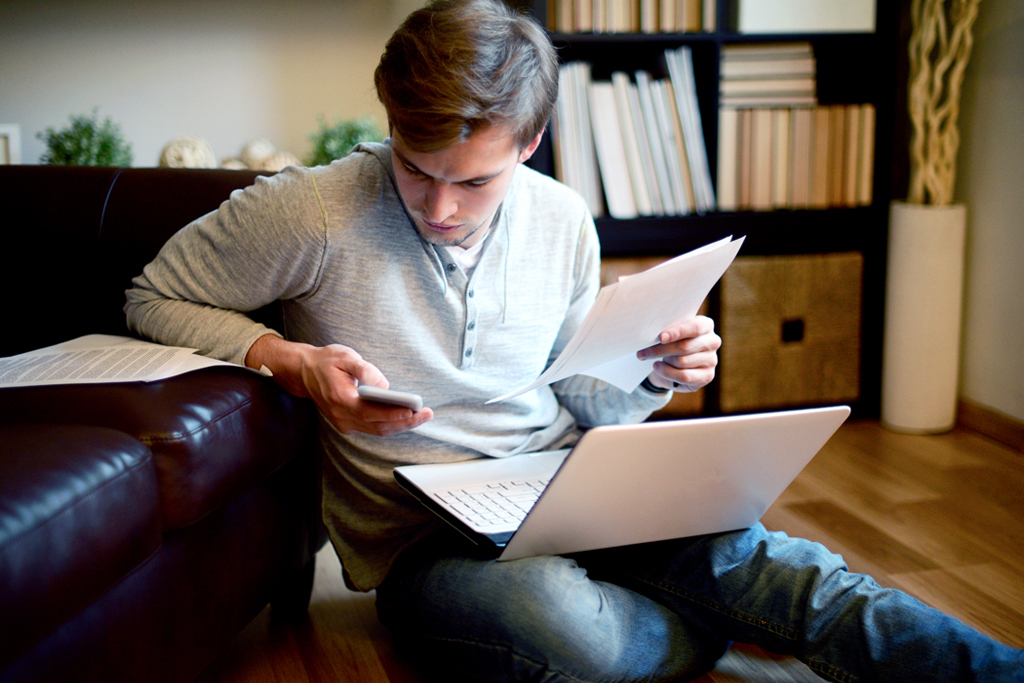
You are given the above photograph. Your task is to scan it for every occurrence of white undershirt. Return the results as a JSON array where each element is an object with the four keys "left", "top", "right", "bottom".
[{"left": 443, "top": 234, "right": 487, "bottom": 277}]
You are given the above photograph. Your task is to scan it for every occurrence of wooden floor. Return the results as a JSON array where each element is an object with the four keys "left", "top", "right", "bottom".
[{"left": 197, "top": 420, "right": 1024, "bottom": 683}]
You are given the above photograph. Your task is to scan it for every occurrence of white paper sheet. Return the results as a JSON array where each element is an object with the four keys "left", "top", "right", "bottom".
[
  {"left": 0, "top": 334, "right": 237, "bottom": 387},
  {"left": 489, "top": 236, "right": 744, "bottom": 403}
]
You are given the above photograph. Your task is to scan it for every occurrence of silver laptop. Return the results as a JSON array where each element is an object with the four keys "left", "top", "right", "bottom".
[{"left": 394, "top": 405, "right": 850, "bottom": 561}]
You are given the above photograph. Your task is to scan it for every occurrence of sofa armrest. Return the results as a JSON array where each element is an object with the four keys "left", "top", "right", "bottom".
[
  {"left": 0, "top": 425, "right": 161, "bottom": 670},
  {"left": 0, "top": 367, "right": 319, "bottom": 531}
]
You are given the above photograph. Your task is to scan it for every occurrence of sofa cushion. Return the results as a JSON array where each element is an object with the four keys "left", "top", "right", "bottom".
[
  {"left": 0, "top": 424, "right": 161, "bottom": 670},
  {"left": 0, "top": 367, "right": 318, "bottom": 531}
]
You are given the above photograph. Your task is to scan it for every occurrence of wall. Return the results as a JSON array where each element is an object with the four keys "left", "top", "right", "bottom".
[
  {"left": 0, "top": 0, "right": 421, "bottom": 167},
  {"left": 957, "top": 0, "right": 1024, "bottom": 423}
]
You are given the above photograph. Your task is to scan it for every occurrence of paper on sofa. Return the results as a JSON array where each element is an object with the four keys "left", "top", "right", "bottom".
[{"left": 0, "top": 334, "right": 236, "bottom": 387}]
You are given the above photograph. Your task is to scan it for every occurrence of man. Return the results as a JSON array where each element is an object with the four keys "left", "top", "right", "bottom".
[{"left": 126, "top": 0, "right": 1022, "bottom": 680}]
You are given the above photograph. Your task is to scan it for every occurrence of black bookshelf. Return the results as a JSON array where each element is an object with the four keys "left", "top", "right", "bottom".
[{"left": 509, "top": 0, "right": 901, "bottom": 419}]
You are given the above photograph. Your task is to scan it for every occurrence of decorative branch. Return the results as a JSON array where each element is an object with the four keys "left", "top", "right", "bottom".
[{"left": 907, "top": 0, "right": 980, "bottom": 205}]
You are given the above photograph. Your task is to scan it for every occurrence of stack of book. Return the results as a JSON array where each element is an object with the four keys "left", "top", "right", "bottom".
[
  {"left": 548, "top": 0, "right": 715, "bottom": 34},
  {"left": 716, "top": 42, "right": 875, "bottom": 211},
  {"left": 552, "top": 47, "right": 716, "bottom": 219},
  {"left": 719, "top": 42, "right": 817, "bottom": 108},
  {"left": 717, "top": 104, "right": 876, "bottom": 211}
]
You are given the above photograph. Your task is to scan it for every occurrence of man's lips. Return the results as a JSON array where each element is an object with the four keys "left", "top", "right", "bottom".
[{"left": 423, "top": 219, "right": 462, "bottom": 232}]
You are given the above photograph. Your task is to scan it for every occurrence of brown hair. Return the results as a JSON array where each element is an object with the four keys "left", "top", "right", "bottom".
[{"left": 374, "top": 0, "right": 558, "bottom": 152}]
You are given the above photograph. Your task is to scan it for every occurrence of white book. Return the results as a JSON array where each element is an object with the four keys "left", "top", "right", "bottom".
[
  {"left": 635, "top": 70, "right": 678, "bottom": 214},
  {"left": 588, "top": 81, "right": 639, "bottom": 219},
  {"left": 571, "top": 63, "right": 605, "bottom": 216},
  {"left": 666, "top": 46, "right": 715, "bottom": 212},
  {"left": 553, "top": 66, "right": 577, "bottom": 198},
  {"left": 664, "top": 79, "right": 697, "bottom": 212},
  {"left": 627, "top": 80, "right": 665, "bottom": 215},
  {"left": 612, "top": 72, "right": 654, "bottom": 215},
  {"left": 652, "top": 79, "right": 691, "bottom": 214}
]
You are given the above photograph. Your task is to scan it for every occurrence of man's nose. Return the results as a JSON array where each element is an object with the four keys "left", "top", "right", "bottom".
[{"left": 424, "top": 181, "right": 457, "bottom": 222}]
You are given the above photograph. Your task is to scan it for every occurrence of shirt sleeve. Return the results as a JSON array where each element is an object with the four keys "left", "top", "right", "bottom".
[{"left": 124, "top": 166, "right": 329, "bottom": 365}]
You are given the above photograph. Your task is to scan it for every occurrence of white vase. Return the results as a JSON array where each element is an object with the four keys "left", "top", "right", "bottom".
[{"left": 881, "top": 201, "right": 967, "bottom": 433}]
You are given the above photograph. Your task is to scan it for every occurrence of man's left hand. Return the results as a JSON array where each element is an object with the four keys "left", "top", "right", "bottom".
[{"left": 637, "top": 316, "right": 721, "bottom": 392}]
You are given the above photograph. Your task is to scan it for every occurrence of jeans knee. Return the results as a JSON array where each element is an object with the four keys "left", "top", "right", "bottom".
[{"left": 380, "top": 553, "right": 723, "bottom": 682}]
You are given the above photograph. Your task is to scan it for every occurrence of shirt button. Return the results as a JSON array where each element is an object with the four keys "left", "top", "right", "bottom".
[
  {"left": 446, "top": 263, "right": 457, "bottom": 272},
  {"left": 465, "top": 349, "right": 473, "bottom": 358},
  {"left": 467, "top": 321, "right": 476, "bottom": 331},
  {"left": 468, "top": 289, "right": 475, "bottom": 298}
]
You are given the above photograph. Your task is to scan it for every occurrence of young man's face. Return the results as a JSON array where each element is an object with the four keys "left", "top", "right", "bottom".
[{"left": 391, "top": 126, "right": 541, "bottom": 249}]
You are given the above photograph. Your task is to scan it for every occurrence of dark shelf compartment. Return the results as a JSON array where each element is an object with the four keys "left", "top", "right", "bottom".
[{"left": 594, "top": 206, "right": 886, "bottom": 257}]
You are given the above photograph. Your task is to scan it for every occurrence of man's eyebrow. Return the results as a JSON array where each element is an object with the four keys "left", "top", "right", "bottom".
[{"left": 394, "top": 147, "right": 504, "bottom": 184}]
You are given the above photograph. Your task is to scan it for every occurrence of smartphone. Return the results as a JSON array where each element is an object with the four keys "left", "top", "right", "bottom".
[{"left": 357, "top": 385, "right": 424, "bottom": 412}]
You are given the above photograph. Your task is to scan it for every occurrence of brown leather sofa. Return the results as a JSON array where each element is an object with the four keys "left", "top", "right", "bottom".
[{"left": 0, "top": 166, "right": 327, "bottom": 683}]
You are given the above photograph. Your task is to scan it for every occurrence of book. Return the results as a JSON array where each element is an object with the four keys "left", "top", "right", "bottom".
[
  {"left": 720, "top": 42, "right": 817, "bottom": 108},
  {"left": 843, "top": 103, "right": 861, "bottom": 207},
  {"left": 828, "top": 105, "right": 846, "bottom": 207},
  {"left": 857, "top": 104, "right": 876, "bottom": 206},
  {"left": 750, "top": 108, "right": 773, "bottom": 211},
  {"left": 811, "top": 105, "right": 831, "bottom": 209},
  {"left": 653, "top": 78, "right": 692, "bottom": 214},
  {"left": 716, "top": 107, "right": 740, "bottom": 211},
  {"left": 635, "top": 70, "right": 678, "bottom": 214},
  {"left": 789, "top": 106, "right": 814, "bottom": 208},
  {"left": 664, "top": 79, "right": 697, "bottom": 212},
  {"left": 666, "top": 46, "right": 716, "bottom": 212},
  {"left": 611, "top": 72, "right": 654, "bottom": 215},
  {"left": 627, "top": 79, "right": 665, "bottom": 214},
  {"left": 713, "top": 103, "right": 875, "bottom": 213},
  {"left": 588, "top": 81, "right": 639, "bottom": 218},
  {"left": 553, "top": 62, "right": 604, "bottom": 216},
  {"left": 771, "top": 108, "right": 791, "bottom": 208},
  {"left": 732, "top": 0, "right": 876, "bottom": 34}
]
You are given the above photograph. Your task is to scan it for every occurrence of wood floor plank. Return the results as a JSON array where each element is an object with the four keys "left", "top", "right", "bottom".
[{"left": 888, "top": 567, "right": 1024, "bottom": 648}]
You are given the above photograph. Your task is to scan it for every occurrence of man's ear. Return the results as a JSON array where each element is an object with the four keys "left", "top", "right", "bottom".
[{"left": 518, "top": 131, "right": 544, "bottom": 163}]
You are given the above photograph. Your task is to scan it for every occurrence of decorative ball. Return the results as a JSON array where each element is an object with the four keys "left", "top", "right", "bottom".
[
  {"left": 240, "top": 138, "right": 278, "bottom": 169},
  {"left": 253, "top": 151, "right": 301, "bottom": 172},
  {"left": 159, "top": 136, "right": 217, "bottom": 168}
]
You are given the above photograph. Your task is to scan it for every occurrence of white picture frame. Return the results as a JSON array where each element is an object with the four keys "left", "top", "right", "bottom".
[{"left": 1, "top": 124, "right": 22, "bottom": 164}]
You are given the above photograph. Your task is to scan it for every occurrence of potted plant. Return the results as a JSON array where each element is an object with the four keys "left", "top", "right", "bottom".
[
  {"left": 37, "top": 108, "right": 133, "bottom": 166},
  {"left": 305, "top": 116, "right": 383, "bottom": 167},
  {"left": 882, "top": 0, "right": 981, "bottom": 433}
]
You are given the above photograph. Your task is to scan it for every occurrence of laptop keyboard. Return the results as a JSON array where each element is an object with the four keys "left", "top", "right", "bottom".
[{"left": 435, "top": 478, "right": 551, "bottom": 530}]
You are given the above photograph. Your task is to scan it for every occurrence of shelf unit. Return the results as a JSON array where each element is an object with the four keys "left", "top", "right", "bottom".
[{"left": 507, "top": 0, "right": 901, "bottom": 418}]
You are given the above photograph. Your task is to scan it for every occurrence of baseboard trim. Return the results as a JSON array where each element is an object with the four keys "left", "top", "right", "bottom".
[{"left": 958, "top": 399, "right": 1024, "bottom": 454}]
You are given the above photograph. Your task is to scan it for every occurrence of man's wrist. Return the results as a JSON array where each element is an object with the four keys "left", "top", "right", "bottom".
[{"left": 640, "top": 377, "right": 669, "bottom": 394}]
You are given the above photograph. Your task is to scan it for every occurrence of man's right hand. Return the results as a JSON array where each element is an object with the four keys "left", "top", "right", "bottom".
[{"left": 245, "top": 334, "right": 433, "bottom": 436}]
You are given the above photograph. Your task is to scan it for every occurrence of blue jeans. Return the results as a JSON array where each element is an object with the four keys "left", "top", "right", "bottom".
[{"left": 376, "top": 524, "right": 1022, "bottom": 682}]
